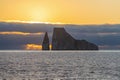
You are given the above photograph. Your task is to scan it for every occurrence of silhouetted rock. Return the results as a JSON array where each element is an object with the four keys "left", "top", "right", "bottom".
[
  {"left": 42, "top": 32, "right": 49, "bottom": 50},
  {"left": 75, "top": 40, "right": 98, "bottom": 50},
  {"left": 52, "top": 28, "right": 98, "bottom": 50},
  {"left": 52, "top": 28, "right": 75, "bottom": 50}
]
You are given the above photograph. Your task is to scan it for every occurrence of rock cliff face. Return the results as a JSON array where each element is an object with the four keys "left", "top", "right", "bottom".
[
  {"left": 42, "top": 32, "right": 49, "bottom": 50},
  {"left": 52, "top": 28, "right": 75, "bottom": 50},
  {"left": 52, "top": 28, "right": 98, "bottom": 50}
]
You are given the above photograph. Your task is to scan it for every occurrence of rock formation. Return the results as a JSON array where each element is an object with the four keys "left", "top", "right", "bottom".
[
  {"left": 42, "top": 32, "right": 50, "bottom": 50},
  {"left": 52, "top": 28, "right": 76, "bottom": 50},
  {"left": 52, "top": 28, "right": 98, "bottom": 50}
]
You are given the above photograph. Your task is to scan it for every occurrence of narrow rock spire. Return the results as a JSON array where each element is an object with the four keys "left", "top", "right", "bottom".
[{"left": 42, "top": 32, "right": 49, "bottom": 50}]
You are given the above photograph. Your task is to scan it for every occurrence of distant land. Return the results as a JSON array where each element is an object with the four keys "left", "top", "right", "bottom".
[{"left": 0, "top": 22, "right": 120, "bottom": 50}]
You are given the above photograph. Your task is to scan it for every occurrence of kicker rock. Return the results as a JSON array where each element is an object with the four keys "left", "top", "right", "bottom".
[{"left": 52, "top": 28, "right": 98, "bottom": 50}]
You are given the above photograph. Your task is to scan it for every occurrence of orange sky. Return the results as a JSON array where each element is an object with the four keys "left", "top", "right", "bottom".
[{"left": 1, "top": 0, "right": 120, "bottom": 24}]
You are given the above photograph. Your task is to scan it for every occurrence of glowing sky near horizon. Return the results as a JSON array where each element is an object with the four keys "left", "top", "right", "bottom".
[{"left": 0, "top": 0, "right": 120, "bottom": 24}]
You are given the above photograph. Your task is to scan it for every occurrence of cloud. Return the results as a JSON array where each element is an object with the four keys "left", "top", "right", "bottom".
[
  {"left": 65, "top": 25, "right": 120, "bottom": 47},
  {"left": 69, "top": 32, "right": 120, "bottom": 37},
  {"left": 96, "top": 32, "right": 119, "bottom": 36},
  {"left": 0, "top": 31, "right": 43, "bottom": 35},
  {"left": 0, "top": 22, "right": 54, "bottom": 33},
  {"left": 0, "top": 34, "right": 44, "bottom": 50}
]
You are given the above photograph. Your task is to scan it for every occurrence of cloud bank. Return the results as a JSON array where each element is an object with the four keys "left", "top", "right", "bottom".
[{"left": 0, "top": 22, "right": 120, "bottom": 50}]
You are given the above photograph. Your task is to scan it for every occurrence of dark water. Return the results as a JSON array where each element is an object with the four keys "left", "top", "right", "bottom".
[{"left": 0, "top": 51, "right": 120, "bottom": 80}]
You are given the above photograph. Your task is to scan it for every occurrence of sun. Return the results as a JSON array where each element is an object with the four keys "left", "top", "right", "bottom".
[{"left": 28, "top": 7, "right": 49, "bottom": 22}]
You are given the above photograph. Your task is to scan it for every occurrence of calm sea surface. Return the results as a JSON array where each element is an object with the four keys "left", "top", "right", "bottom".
[{"left": 0, "top": 51, "right": 120, "bottom": 80}]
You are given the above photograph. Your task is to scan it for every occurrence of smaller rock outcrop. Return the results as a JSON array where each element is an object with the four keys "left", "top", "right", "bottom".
[{"left": 42, "top": 32, "right": 49, "bottom": 50}]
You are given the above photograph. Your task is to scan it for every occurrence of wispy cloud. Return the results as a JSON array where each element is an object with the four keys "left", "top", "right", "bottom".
[
  {"left": 97, "top": 32, "right": 119, "bottom": 36},
  {"left": 72, "top": 32, "right": 120, "bottom": 36},
  {"left": 0, "top": 31, "right": 43, "bottom": 35}
]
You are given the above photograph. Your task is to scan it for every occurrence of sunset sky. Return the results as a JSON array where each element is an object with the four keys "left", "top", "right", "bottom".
[{"left": 1, "top": 0, "right": 120, "bottom": 24}]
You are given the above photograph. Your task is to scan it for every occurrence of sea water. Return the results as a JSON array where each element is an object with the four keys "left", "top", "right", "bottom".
[{"left": 0, "top": 51, "right": 120, "bottom": 80}]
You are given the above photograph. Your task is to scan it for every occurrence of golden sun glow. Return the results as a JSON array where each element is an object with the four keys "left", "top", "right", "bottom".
[
  {"left": 49, "top": 44, "right": 52, "bottom": 50},
  {"left": 1, "top": 0, "right": 120, "bottom": 24},
  {"left": 28, "top": 8, "right": 49, "bottom": 22},
  {"left": 25, "top": 44, "right": 42, "bottom": 50},
  {"left": 3, "top": 20, "right": 64, "bottom": 24},
  {"left": 25, "top": 44, "right": 52, "bottom": 50}
]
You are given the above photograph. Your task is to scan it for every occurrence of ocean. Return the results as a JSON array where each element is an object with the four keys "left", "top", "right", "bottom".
[{"left": 0, "top": 51, "right": 120, "bottom": 80}]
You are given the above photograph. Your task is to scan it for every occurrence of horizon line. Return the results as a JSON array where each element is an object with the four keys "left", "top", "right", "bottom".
[{"left": 0, "top": 20, "right": 120, "bottom": 25}]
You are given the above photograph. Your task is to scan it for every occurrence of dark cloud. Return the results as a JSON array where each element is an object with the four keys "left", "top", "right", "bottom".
[
  {"left": 0, "top": 22, "right": 54, "bottom": 32},
  {"left": 65, "top": 25, "right": 120, "bottom": 50},
  {"left": 0, "top": 34, "right": 44, "bottom": 50},
  {"left": 0, "top": 22, "right": 120, "bottom": 50}
]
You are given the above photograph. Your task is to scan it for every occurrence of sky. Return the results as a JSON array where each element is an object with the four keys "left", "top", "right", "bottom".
[
  {"left": 1, "top": 0, "right": 120, "bottom": 24},
  {"left": 0, "top": 0, "right": 120, "bottom": 50}
]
